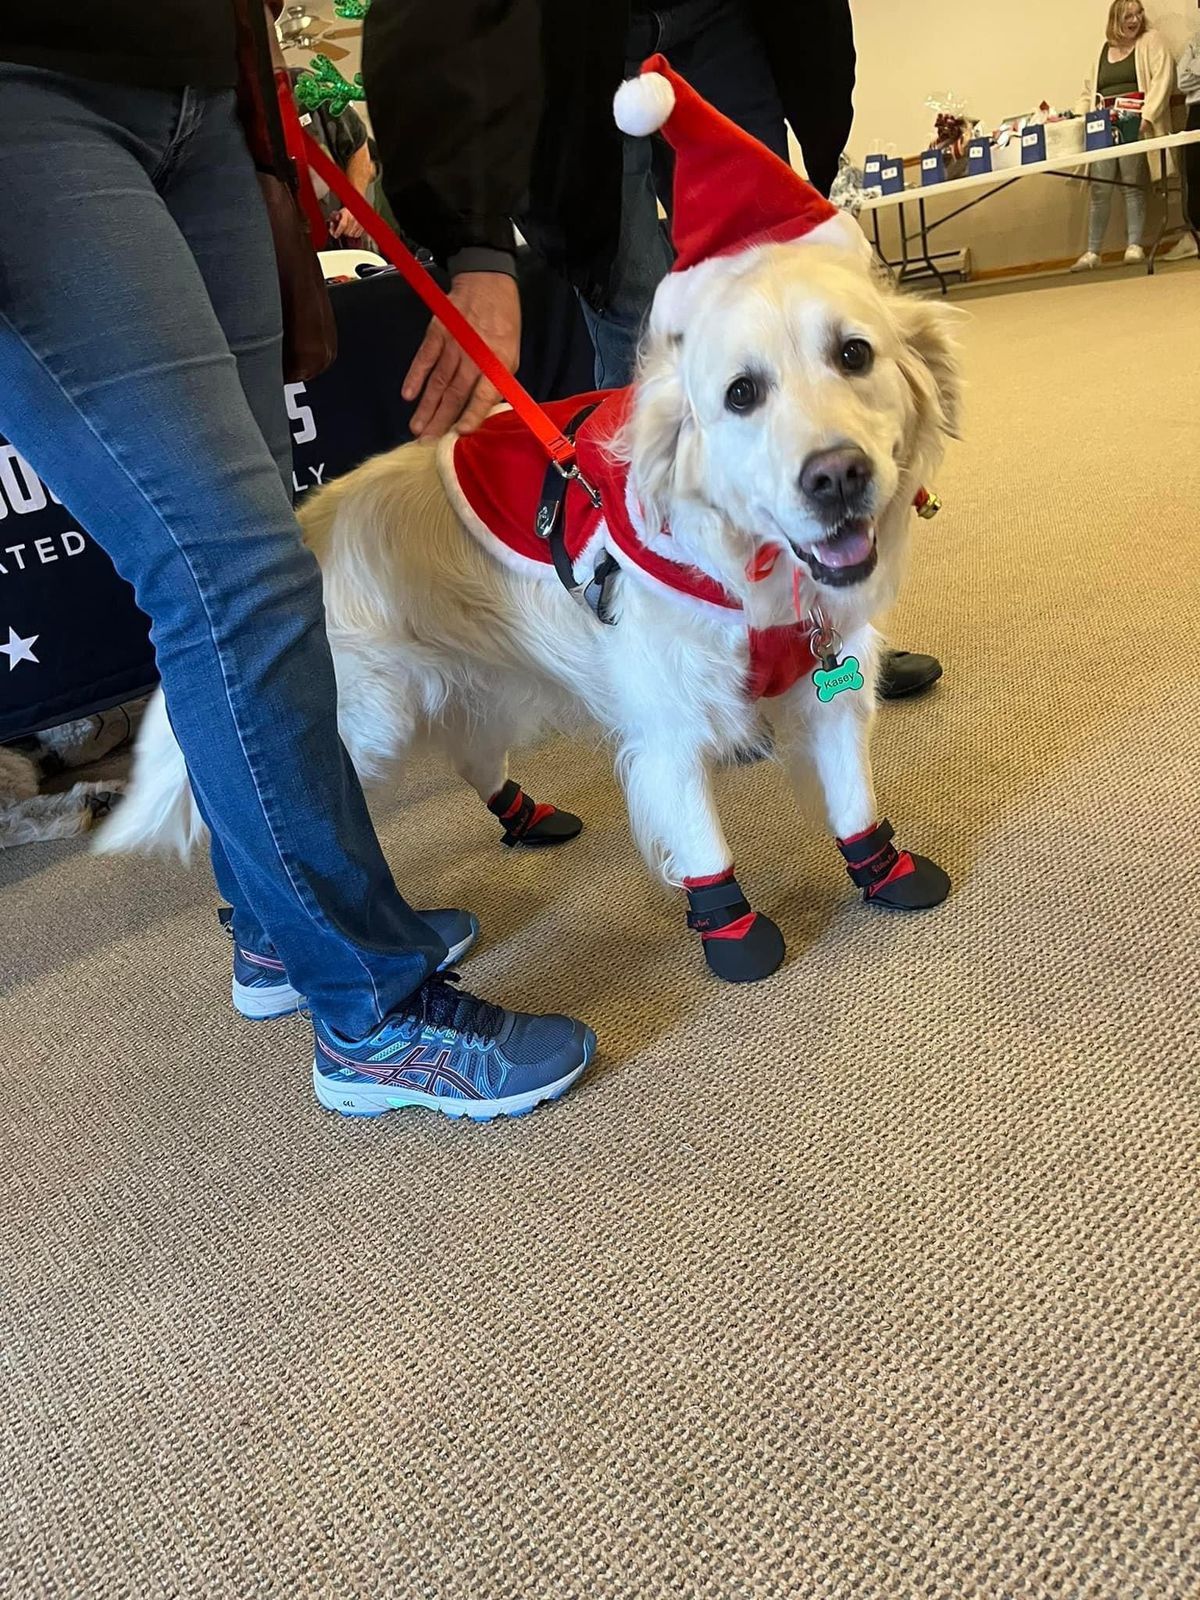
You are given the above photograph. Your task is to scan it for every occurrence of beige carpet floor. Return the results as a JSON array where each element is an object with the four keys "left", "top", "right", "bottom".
[{"left": 3, "top": 268, "right": 1199, "bottom": 1599}]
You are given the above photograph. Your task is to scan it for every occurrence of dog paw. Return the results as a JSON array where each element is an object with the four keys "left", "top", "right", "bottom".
[
  {"left": 865, "top": 852, "right": 950, "bottom": 910},
  {"left": 700, "top": 912, "right": 786, "bottom": 983}
]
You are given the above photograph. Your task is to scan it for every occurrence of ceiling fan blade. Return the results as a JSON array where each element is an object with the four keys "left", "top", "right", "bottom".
[
  {"left": 317, "top": 41, "right": 350, "bottom": 60},
  {"left": 324, "top": 27, "right": 362, "bottom": 38}
]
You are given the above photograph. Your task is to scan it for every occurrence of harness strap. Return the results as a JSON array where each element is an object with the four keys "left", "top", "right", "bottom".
[
  {"left": 837, "top": 818, "right": 901, "bottom": 889},
  {"left": 583, "top": 553, "right": 621, "bottom": 625},
  {"left": 536, "top": 402, "right": 602, "bottom": 594},
  {"left": 685, "top": 876, "right": 753, "bottom": 933}
]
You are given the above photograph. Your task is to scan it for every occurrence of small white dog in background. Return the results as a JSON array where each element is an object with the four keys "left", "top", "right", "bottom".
[{"left": 102, "top": 236, "right": 960, "bottom": 983}]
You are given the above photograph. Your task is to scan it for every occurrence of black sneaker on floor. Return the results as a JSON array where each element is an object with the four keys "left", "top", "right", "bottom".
[{"left": 877, "top": 648, "right": 943, "bottom": 701}]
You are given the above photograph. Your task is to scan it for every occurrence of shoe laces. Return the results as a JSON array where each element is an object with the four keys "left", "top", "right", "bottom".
[{"left": 410, "top": 972, "right": 505, "bottom": 1047}]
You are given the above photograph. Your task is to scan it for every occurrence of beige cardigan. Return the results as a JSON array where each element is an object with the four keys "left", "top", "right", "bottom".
[{"left": 1075, "top": 28, "right": 1176, "bottom": 137}]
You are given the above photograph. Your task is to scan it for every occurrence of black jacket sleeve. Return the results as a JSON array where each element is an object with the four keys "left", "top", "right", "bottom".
[
  {"left": 361, "top": 0, "right": 541, "bottom": 268},
  {"left": 751, "top": 0, "right": 856, "bottom": 198}
]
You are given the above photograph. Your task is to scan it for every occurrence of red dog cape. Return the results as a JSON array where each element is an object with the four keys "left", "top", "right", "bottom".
[{"left": 445, "top": 389, "right": 818, "bottom": 701}]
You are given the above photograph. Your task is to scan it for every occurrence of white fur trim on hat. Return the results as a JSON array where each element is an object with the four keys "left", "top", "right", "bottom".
[
  {"left": 806, "top": 210, "right": 873, "bottom": 260},
  {"left": 647, "top": 213, "right": 872, "bottom": 337},
  {"left": 613, "top": 71, "right": 675, "bottom": 137}
]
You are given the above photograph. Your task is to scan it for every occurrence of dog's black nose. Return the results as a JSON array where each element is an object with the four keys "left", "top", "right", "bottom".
[{"left": 799, "top": 447, "right": 874, "bottom": 510}]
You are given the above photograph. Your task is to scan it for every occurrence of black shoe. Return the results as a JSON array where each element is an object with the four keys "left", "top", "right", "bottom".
[{"left": 877, "top": 648, "right": 943, "bottom": 701}]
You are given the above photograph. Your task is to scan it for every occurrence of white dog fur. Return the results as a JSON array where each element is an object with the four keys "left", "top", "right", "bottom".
[{"left": 100, "top": 246, "right": 960, "bottom": 925}]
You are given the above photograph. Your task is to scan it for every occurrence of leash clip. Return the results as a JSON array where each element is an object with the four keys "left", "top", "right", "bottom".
[{"left": 554, "top": 459, "right": 603, "bottom": 510}]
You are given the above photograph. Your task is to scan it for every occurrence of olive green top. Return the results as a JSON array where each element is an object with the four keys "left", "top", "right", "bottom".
[{"left": 1096, "top": 46, "right": 1139, "bottom": 99}]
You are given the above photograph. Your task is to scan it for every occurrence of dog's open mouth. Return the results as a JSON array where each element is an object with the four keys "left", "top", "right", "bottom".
[{"left": 798, "top": 518, "right": 878, "bottom": 588}]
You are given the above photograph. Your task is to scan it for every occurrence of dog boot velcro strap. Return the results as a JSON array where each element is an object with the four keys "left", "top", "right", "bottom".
[
  {"left": 837, "top": 820, "right": 951, "bottom": 911},
  {"left": 684, "top": 871, "right": 786, "bottom": 983},
  {"left": 685, "top": 871, "right": 753, "bottom": 934},
  {"left": 487, "top": 779, "right": 583, "bottom": 849},
  {"left": 838, "top": 819, "right": 903, "bottom": 890}
]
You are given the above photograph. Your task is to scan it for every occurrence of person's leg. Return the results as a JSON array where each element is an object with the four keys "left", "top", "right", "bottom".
[
  {"left": 1087, "top": 158, "right": 1117, "bottom": 255},
  {"left": 658, "top": 0, "right": 789, "bottom": 161},
  {"left": 0, "top": 69, "right": 447, "bottom": 1040},
  {"left": 576, "top": 5, "right": 675, "bottom": 389},
  {"left": 1119, "top": 151, "right": 1149, "bottom": 248},
  {"left": 1187, "top": 104, "right": 1200, "bottom": 231},
  {"left": 1163, "top": 104, "right": 1200, "bottom": 259},
  {"left": 161, "top": 91, "right": 476, "bottom": 997}
]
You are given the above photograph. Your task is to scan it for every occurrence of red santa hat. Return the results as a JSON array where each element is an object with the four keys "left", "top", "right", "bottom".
[{"left": 613, "top": 53, "right": 867, "bottom": 334}]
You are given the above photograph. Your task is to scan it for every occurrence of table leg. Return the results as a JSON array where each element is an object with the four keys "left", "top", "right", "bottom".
[
  {"left": 917, "top": 198, "right": 949, "bottom": 295},
  {"left": 869, "top": 209, "right": 898, "bottom": 288},
  {"left": 895, "top": 198, "right": 912, "bottom": 286},
  {"left": 1147, "top": 149, "right": 1169, "bottom": 274}
]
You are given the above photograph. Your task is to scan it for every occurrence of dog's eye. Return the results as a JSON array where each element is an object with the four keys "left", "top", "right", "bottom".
[
  {"left": 725, "top": 375, "right": 762, "bottom": 413},
  {"left": 840, "top": 338, "right": 874, "bottom": 375}
]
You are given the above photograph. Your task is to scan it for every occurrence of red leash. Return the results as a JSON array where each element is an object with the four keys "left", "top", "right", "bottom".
[
  {"left": 275, "top": 81, "right": 940, "bottom": 541},
  {"left": 275, "top": 76, "right": 581, "bottom": 475}
]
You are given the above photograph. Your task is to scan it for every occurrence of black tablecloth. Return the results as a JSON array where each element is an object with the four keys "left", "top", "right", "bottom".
[{"left": 0, "top": 257, "right": 594, "bottom": 742}]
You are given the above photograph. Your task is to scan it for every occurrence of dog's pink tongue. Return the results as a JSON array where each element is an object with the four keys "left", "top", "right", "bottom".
[{"left": 811, "top": 525, "right": 874, "bottom": 569}]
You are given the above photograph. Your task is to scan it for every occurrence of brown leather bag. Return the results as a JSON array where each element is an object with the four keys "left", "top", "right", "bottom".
[{"left": 232, "top": 0, "right": 337, "bottom": 382}]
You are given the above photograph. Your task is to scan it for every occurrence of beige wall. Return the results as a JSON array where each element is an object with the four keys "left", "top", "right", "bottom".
[{"left": 842, "top": 0, "right": 1197, "bottom": 275}]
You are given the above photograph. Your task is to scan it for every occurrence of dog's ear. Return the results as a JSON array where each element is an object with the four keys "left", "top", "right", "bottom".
[
  {"left": 628, "top": 332, "right": 695, "bottom": 524},
  {"left": 893, "top": 298, "right": 964, "bottom": 440}
]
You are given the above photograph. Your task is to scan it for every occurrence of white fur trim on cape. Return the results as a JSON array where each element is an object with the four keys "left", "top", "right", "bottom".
[{"left": 613, "top": 72, "right": 675, "bottom": 137}]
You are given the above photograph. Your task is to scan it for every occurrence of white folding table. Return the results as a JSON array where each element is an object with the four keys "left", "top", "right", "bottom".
[{"left": 857, "top": 129, "right": 1200, "bottom": 292}]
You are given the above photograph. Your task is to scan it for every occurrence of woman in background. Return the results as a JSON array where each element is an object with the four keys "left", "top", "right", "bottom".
[{"left": 1072, "top": 0, "right": 1175, "bottom": 271}]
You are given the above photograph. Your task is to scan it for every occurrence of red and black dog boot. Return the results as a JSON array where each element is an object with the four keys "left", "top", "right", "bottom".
[
  {"left": 836, "top": 819, "right": 950, "bottom": 910},
  {"left": 487, "top": 779, "right": 584, "bottom": 849},
  {"left": 684, "top": 869, "right": 786, "bottom": 982}
]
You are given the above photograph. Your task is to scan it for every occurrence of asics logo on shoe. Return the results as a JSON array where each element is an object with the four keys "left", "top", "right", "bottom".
[
  {"left": 238, "top": 946, "right": 286, "bottom": 973},
  {"left": 317, "top": 1036, "right": 486, "bottom": 1100}
]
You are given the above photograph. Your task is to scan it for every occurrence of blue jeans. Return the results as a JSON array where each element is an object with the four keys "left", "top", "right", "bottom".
[
  {"left": 1086, "top": 150, "right": 1149, "bottom": 253},
  {"left": 583, "top": 0, "right": 788, "bottom": 386},
  {"left": 0, "top": 67, "right": 446, "bottom": 1040}
]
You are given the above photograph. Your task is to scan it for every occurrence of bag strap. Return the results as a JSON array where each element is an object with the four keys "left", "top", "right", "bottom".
[
  {"left": 276, "top": 72, "right": 336, "bottom": 249},
  {"left": 247, "top": 4, "right": 290, "bottom": 170}
]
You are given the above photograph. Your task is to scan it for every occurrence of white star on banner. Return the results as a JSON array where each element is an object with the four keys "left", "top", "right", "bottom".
[{"left": 0, "top": 628, "right": 40, "bottom": 670}]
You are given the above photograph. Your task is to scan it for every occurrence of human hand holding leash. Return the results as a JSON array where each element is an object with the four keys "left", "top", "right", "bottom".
[{"left": 402, "top": 271, "right": 521, "bottom": 439}]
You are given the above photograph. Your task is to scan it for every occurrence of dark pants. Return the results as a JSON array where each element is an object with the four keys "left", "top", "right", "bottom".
[
  {"left": 583, "top": 0, "right": 788, "bottom": 386},
  {"left": 1185, "top": 102, "right": 1200, "bottom": 231},
  {"left": 0, "top": 67, "right": 446, "bottom": 1039}
]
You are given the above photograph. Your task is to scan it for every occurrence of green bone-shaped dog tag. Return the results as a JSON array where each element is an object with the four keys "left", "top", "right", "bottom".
[{"left": 813, "top": 655, "right": 864, "bottom": 703}]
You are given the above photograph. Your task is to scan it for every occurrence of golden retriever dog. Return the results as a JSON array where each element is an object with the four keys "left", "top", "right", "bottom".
[{"left": 102, "top": 240, "right": 960, "bottom": 984}]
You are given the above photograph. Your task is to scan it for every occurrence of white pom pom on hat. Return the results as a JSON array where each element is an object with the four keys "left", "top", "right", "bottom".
[{"left": 613, "top": 71, "right": 676, "bottom": 137}]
